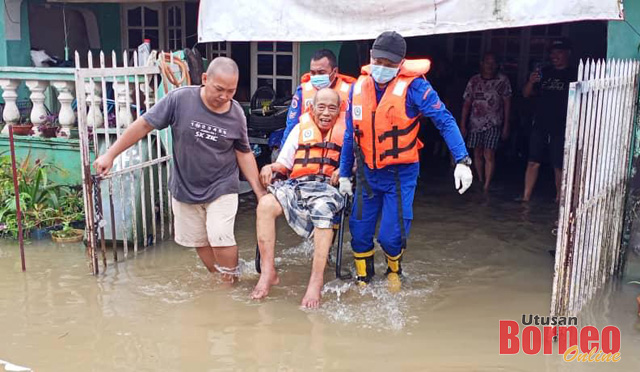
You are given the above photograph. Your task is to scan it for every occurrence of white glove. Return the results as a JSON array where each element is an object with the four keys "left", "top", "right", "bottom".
[
  {"left": 338, "top": 177, "right": 353, "bottom": 196},
  {"left": 454, "top": 164, "right": 473, "bottom": 194}
]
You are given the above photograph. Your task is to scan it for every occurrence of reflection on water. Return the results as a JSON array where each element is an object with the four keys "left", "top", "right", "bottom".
[{"left": 1, "top": 177, "right": 639, "bottom": 371}]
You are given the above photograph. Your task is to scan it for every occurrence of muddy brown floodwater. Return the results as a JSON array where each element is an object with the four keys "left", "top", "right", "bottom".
[{"left": 1, "top": 177, "right": 639, "bottom": 371}]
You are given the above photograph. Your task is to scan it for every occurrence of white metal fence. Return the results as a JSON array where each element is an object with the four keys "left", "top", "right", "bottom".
[
  {"left": 75, "top": 51, "right": 177, "bottom": 275},
  {"left": 551, "top": 59, "right": 640, "bottom": 318}
]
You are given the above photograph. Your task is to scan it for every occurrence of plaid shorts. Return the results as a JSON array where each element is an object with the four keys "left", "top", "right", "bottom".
[
  {"left": 268, "top": 176, "right": 345, "bottom": 239},
  {"left": 467, "top": 126, "right": 501, "bottom": 150}
]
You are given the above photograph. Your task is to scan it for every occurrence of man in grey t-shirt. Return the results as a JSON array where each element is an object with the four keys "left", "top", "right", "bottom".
[{"left": 94, "top": 57, "right": 266, "bottom": 282}]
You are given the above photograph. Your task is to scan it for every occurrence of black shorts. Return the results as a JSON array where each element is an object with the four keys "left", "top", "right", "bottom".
[{"left": 528, "top": 128, "right": 565, "bottom": 169}]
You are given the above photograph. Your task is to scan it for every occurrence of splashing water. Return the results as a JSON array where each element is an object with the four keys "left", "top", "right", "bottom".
[
  {"left": 318, "top": 264, "right": 435, "bottom": 331},
  {"left": 238, "top": 240, "right": 436, "bottom": 331}
]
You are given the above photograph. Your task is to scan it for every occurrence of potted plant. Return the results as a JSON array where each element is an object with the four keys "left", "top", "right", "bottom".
[
  {"left": 51, "top": 221, "right": 84, "bottom": 243},
  {"left": 27, "top": 203, "right": 58, "bottom": 239},
  {"left": 0, "top": 154, "right": 79, "bottom": 240},
  {"left": 51, "top": 188, "right": 84, "bottom": 243},
  {"left": 38, "top": 114, "right": 61, "bottom": 138},
  {"left": 11, "top": 116, "right": 34, "bottom": 136}
]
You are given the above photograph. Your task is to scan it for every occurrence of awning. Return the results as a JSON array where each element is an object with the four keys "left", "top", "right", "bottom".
[
  {"left": 198, "top": 0, "right": 623, "bottom": 42},
  {"left": 47, "top": 0, "right": 164, "bottom": 3}
]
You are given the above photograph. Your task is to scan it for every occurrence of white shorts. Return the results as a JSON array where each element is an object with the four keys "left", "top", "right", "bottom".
[{"left": 171, "top": 194, "right": 238, "bottom": 247}]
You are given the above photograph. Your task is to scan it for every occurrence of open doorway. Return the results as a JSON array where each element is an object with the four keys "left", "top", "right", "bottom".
[{"left": 404, "top": 21, "right": 608, "bottom": 202}]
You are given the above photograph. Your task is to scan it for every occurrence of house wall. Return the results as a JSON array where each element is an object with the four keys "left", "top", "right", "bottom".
[
  {"left": 0, "top": 0, "right": 122, "bottom": 68},
  {"left": 0, "top": 3, "right": 5, "bottom": 66},
  {"left": 607, "top": 0, "right": 640, "bottom": 59},
  {"left": 0, "top": 136, "right": 84, "bottom": 186},
  {"left": 0, "top": 0, "right": 31, "bottom": 67},
  {"left": 29, "top": 3, "right": 90, "bottom": 58},
  {"left": 83, "top": 3, "right": 122, "bottom": 54},
  {"left": 608, "top": 1, "right": 640, "bottom": 259},
  {"left": 298, "top": 41, "right": 342, "bottom": 76}
]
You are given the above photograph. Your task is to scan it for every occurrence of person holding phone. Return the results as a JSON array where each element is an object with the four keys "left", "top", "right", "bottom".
[{"left": 520, "top": 38, "right": 575, "bottom": 202}]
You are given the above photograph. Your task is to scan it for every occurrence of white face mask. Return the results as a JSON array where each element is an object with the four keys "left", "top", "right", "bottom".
[{"left": 370, "top": 65, "right": 399, "bottom": 84}]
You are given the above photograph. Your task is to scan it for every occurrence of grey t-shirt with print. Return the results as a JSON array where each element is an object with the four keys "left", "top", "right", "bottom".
[{"left": 143, "top": 86, "right": 251, "bottom": 204}]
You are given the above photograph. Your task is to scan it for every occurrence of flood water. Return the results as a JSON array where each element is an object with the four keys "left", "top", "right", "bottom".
[{"left": 1, "top": 174, "right": 639, "bottom": 371}]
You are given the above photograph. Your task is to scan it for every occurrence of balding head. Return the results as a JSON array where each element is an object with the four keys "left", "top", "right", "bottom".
[
  {"left": 313, "top": 88, "right": 340, "bottom": 108},
  {"left": 201, "top": 57, "right": 239, "bottom": 110},
  {"left": 206, "top": 56, "right": 239, "bottom": 78},
  {"left": 311, "top": 88, "right": 341, "bottom": 133}
]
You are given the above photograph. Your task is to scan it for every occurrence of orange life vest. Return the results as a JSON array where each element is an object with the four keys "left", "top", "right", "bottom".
[
  {"left": 299, "top": 73, "right": 355, "bottom": 113},
  {"left": 290, "top": 113, "right": 345, "bottom": 179},
  {"left": 351, "top": 59, "right": 431, "bottom": 169}
]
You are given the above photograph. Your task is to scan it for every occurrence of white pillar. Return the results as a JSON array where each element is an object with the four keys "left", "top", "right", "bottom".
[
  {"left": 85, "top": 81, "right": 104, "bottom": 128},
  {"left": 115, "top": 82, "right": 133, "bottom": 128},
  {"left": 52, "top": 81, "right": 76, "bottom": 137},
  {"left": 0, "top": 79, "right": 21, "bottom": 135},
  {"left": 25, "top": 80, "right": 49, "bottom": 137}
]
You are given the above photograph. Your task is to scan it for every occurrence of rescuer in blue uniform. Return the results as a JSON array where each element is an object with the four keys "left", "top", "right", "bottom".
[{"left": 338, "top": 31, "right": 473, "bottom": 290}]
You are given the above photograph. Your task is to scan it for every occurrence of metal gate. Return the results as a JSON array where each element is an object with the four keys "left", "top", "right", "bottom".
[
  {"left": 551, "top": 59, "right": 640, "bottom": 317},
  {"left": 75, "top": 51, "right": 175, "bottom": 275}
]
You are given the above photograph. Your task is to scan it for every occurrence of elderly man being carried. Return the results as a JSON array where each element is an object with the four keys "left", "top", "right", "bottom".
[{"left": 251, "top": 88, "right": 346, "bottom": 309}]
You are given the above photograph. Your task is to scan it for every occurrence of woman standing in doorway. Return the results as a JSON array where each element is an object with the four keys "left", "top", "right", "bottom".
[{"left": 460, "top": 52, "right": 512, "bottom": 192}]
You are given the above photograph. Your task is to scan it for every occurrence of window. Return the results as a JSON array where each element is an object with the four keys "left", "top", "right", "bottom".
[
  {"left": 447, "top": 24, "right": 568, "bottom": 87},
  {"left": 528, "top": 24, "right": 566, "bottom": 64},
  {"left": 123, "top": 4, "right": 163, "bottom": 51},
  {"left": 250, "top": 42, "right": 299, "bottom": 100},
  {"left": 167, "top": 4, "right": 186, "bottom": 50},
  {"left": 517, "top": 24, "right": 567, "bottom": 86},
  {"left": 122, "top": 2, "right": 187, "bottom": 52},
  {"left": 206, "top": 42, "right": 231, "bottom": 60},
  {"left": 449, "top": 32, "right": 487, "bottom": 72},
  {"left": 486, "top": 28, "right": 523, "bottom": 86}
]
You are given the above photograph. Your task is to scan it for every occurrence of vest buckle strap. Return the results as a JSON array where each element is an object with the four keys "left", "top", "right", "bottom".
[
  {"left": 296, "top": 142, "right": 342, "bottom": 153},
  {"left": 293, "top": 157, "right": 340, "bottom": 169},
  {"left": 312, "top": 141, "right": 342, "bottom": 152},
  {"left": 379, "top": 136, "right": 418, "bottom": 160},
  {"left": 303, "top": 146, "right": 311, "bottom": 166},
  {"left": 377, "top": 118, "right": 420, "bottom": 143}
]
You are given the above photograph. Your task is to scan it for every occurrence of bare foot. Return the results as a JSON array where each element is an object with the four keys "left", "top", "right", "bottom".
[
  {"left": 301, "top": 280, "right": 323, "bottom": 309},
  {"left": 251, "top": 271, "right": 280, "bottom": 300}
]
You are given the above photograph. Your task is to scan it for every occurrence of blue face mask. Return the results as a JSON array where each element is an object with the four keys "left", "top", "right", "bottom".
[
  {"left": 370, "top": 65, "right": 399, "bottom": 84},
  {"left": 310, "top": 74, "right": 331, "bottom": 89}
]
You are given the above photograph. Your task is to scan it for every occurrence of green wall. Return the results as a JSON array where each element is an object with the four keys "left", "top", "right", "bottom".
[
  {"left": 608, "top": 0, "right": 640, "bottom": 59},
  {"left": 0, "top": 135, "right": 83, "bottom": 186},
  {"left": 0, "top": 1, "right": 122, "bottom": 68},
  {"left": 298, "top": 42, "right": 342, "bottom": 76},
  {"left": 0, "top": 0, "right": 7, "bottom": 66},
  {"left": 0, "top": 0, "right": 31, "bottom": 67},
  {"left": 82, "top": 3, "right": 122, "bottom": 54}
]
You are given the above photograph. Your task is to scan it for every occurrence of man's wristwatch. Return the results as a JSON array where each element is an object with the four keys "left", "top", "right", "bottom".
[{"left": 457, "top": 156, "right": 472, "bottom": 166}]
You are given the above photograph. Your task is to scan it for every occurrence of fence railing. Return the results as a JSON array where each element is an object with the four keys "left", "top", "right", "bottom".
[
  {"left": 551, "top": 59, "right": 640, "bottom": 318},
  {"left": 75, "top": 50, "right": 178, "bottom": 274}
]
